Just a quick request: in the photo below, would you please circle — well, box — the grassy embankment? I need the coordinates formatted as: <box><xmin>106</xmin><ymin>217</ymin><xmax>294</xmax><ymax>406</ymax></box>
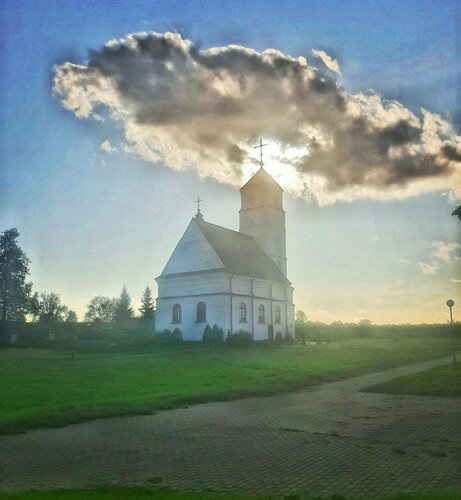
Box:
<box><xmin>1</xmin><ymin>336</ymin><xmax>458</xmax><ymax>434</ymax></box>
<box><xmin>364</xmin><ymin>362</ymin><xmax>461</xmax><ymax>397</ymax></box>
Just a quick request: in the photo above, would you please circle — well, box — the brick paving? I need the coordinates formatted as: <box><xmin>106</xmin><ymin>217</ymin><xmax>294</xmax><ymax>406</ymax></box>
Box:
<box><xmin>1</xmin><ymin>356</ymin><xmax>460</xmax><ymax>498</ymax></box>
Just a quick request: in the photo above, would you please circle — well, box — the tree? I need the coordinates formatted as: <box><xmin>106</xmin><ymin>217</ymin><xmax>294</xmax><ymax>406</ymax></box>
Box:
<box><xmin>0</xmin><ymin>228</ymin><xmax>34</xmax><ymax>321</ymax></box>
<box><xmin>115</xmin><ymin>285</ymin><xmax>134</xmax><ymax>325</ymax></box>
<box><xmin>34</xmin><ymin>292</ymin><xmax>68</xmax><ymax>323</ymax></box>
<box><xmin>65</xmin><ymin>310</ymin><xmax>78</xmax><ymax>322</ymax></box>
<box><xmin>85</xmin><ymin>296</ymin><xmax>117</xmax><ymax>322</ymax></box>
<box><xmin>139</xmin><ymin>285</ymin><xmax>155</xmax><ymax>321</ymax></box>
<box><xmin>296</xmin><ymin>310</ymin><xmax>308</xmax><ymax>324</ymax></box>
<box><xmin>295</xmin><ymin>309</ymin><xmax>308</xmax><ymax>344</ymax></box>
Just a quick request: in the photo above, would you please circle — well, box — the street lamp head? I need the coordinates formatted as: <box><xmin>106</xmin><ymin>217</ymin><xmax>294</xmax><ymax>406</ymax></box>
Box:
<box><xmin>446</xmin><ymin>299</ymin><xmax>454</xmax><ymax>308</ymax></box>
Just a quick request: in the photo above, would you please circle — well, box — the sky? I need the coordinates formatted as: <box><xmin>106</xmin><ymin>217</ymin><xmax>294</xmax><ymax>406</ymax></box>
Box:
<box><xmin>1</xmin><ymin>0</ymin><xmax>460</xmax><ymax>324</ymax></box>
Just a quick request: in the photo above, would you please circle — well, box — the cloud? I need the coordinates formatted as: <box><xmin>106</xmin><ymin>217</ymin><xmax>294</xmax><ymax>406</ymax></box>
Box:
<box><xmin>311</xmin><ymin>49</ymin><xmax>341</xmax><ymax>75</ymax></box>
<box><xmin>53</xmin><ymin>31</ymin><xmax>461</xmax><ymax>205</ymax></box>
<box><xmin>100</xmin><ymin>140</ymin><xmax>117</xmax><ymax>154</ymax></box>
<box><xmin>418</xmin><ymin>262</ymin><xmax>439</xmax><ymax>275</ymax></box>
<box><xmin>430</xmin><ymin>241</ymin><xmax>460</xmax><ymax>262</ymax></box>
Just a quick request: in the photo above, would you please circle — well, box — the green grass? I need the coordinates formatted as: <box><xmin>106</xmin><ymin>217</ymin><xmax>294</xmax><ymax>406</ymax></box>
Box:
<box><xmin>1</xmin><ymin>486</ymin><xmax>460</xmax><ymax>499</ymax></box>
<box><xmin>0</xmin><ymin>486</ymin><xmax>242</xmax><ymax>499</ymax></box>
<box><xmin>364</xmin><ymin>362</ymin><xmax>461</xmax><ymax>397</ymax></box>
<box><xmin>1</xmin><ymin>337</ymin><xmax>458</xmax><ymax>434</ymax></box>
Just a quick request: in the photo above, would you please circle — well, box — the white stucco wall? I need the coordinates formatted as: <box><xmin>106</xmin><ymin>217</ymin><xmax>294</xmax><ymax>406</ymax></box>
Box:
<box><xmin>156</xmin><ymin>293</ymin><xmax>232</xmax><ymax>341</ymax></box>
<box><xmin>161</xmin><ymin>219</ymin><xmax>224</xmax><ymax>276</ymax></box>
<box><xmin>157</xmin><ymin>271</ymin><xmax>295</xmax><ymax>342</ymax></box>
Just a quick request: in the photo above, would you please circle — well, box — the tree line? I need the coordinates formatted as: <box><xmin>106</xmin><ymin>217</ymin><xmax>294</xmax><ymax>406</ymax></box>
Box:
<box><xmin>84</xmin><ymin>285</ymin><xmax>155</xmax><ymax>325</ymax></box>
<box><xmin>0</xmin><ymin>228</ymin><xmax>155</xmax><ymax>325</ymax></box>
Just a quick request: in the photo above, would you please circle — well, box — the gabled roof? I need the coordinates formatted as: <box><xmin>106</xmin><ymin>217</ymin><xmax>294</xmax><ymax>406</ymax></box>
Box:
<box><xmin>240</xmin><ymin>167</ymin><xmax>284</xmax><ymax>192</ymax></box>
<box><xmin>196</xmin><ymin>218</ymin><xmax>290</xmax><ymax>284</ymax></box>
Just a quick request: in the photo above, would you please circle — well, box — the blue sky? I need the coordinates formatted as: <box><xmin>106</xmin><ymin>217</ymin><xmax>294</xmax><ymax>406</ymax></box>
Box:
<box><xmin>1</xmin><ymin>0</ymin><xmax>460</xmax><ymax>323</ymax></box>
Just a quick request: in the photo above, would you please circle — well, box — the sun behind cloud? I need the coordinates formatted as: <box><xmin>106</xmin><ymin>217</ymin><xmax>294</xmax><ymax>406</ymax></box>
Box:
<box><xmin>53</xmin><ymin>31</ymin><xmax>461</xmax><ymax>205</ymax></box>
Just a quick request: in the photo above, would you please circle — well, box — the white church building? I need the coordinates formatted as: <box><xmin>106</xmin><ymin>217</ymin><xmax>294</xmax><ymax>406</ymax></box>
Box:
<box><xmin>155</xmin><ymin>167</ymin><xmax>295</xmax><ymax>341</ymax></box>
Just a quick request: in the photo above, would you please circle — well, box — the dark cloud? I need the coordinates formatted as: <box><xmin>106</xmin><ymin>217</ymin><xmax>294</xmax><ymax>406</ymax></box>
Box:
<box><xmin>441</xmin><ymin>144</ymin><xmax>461</xmax><ymax>162</ymax></box>
<box><xmin>53</xmin><ymin>31</ymin><xmax>461</xmax><ymax>203</ymax></box>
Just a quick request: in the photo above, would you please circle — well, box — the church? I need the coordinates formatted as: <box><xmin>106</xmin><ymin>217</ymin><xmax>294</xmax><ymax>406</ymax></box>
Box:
<box><xmin>155</xmin><ymin>166</ymin><xmax>295</xmax><ymax>341</ymax></box>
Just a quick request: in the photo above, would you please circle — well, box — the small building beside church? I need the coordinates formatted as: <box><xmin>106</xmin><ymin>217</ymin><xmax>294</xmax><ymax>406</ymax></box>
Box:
<box><xmin>155</xmin><ymin>167</ymin><xmax>295</xmax><ymax>341</ymax></box>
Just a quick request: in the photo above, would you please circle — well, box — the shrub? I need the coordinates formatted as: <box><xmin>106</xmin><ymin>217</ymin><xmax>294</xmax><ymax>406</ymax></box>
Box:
<box><xmin>284</xmin><ymin>332</ymin><xmax>294</xmax><ymax>343</ymax></box>
<box><xmin>202</xmin><ymin>324</ymin><xmax>212</xmax><ymax>342</ymax></box>
<box><xmin>153</xmin><ymin>328</ymin><xmax>183</xmax><ymax>345</ymax></box>
<box><xmin>203</xmin><ymin>324</ymin><xmax>224</xmax><ymax>343</ymax></box>
<box><xmin>295</xmin><ymin>329</ymin><xmax>306</xmax><ymax>344</ymax></box>
<box><xmin>275</xmin><ymin>331</ymin><xmax>283</xmax><ymax>343</ymax></box>
<box><xmin>172</xmin><ymin>327</ymin><xmax>183</xmax><ymax>342</ymax></box>
<box><xmin>226</xmin><ymin>330</ymin><xmax>253</xmax><ymax>348</ymax></box>
<box><xmin>212</xmin><ymin>324</ymin><xmax>224</xmax><ymax>342</ymax></box>
<box><xmin>268</xmin><ymin>324</ymin><xmax>274</xmax><ymax>342</ymax></box>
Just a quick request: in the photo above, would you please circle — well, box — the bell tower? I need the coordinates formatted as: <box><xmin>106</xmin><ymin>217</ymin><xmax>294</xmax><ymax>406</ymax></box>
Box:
<box><xmin>239</xmin><ymin>166</ymin><xmax>287</xmax><ymax>275</ymax></box>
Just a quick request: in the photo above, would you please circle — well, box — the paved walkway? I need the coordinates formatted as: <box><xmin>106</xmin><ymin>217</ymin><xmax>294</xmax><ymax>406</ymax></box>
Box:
<box><xmin>1</xmin><ymin>357</ymin><xmax>460</xmax><ymax>498</ymax></box>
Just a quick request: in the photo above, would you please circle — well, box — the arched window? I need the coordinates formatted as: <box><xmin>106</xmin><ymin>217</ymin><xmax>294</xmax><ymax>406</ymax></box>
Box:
<box><xmin>197</xmin><ymin>301</ymin><xmax>206</xmax><ymax>322</ymax></box>
<box><xmin>258</xmin><ymin>304</ymin><xmax>265</xmax><ymax>324</ymax></box>
<box><xmin>172</xmin><ymin>304</ymin><xmax>181</xmax><ymax>323</ymax></box>
<box><xmin>239</xmin><ymin>302</ymin><xmax>247</xmax><ymax>322</ymax></box>
<box><xmin>275</xmin><ymin>305</ymin><xmax>281</xmax><ymax>324</ymax></box>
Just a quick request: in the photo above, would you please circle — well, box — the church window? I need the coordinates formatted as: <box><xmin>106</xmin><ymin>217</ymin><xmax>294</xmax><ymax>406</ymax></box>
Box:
<box><xmin>258</xmin><ymin>304</ymin><xmax>265</xmax><ymax>323</ymax></box>
<box><xmin>172</xmin><ymin>304</ymin><xmax>182</xmax><ymax>323</ymax></box>
<box><xmin>197</xmin><ymin>301</ymin><xmax>206</xmax><ymax>322</ymax></box>
<box><xmin>275</xmin><ymin>305</ymin><xmax>281</xmax><ymax>324</ymax></box>
<box><xmin>239</xmin><ymin>302</ymin><xmax>247</xmax><ymax>322</ymax></box>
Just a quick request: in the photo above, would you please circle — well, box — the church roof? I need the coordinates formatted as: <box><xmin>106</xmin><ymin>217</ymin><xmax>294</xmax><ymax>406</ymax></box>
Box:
<box><xmin>196</xmin><ymin>219</ymin><xmax>290</xmax><ymax>284</ymax></box>
<box><xmin>240</xmin><ymin>167</ymin><xmax>284</xmax><ymax>192</ymax></box>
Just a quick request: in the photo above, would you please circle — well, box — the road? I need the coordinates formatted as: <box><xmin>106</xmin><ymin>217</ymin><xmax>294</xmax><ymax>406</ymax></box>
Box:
<box><xmin>1</xmin><ymin>356</ymin><xmax>460</xmax><ymax>498</ymax></box>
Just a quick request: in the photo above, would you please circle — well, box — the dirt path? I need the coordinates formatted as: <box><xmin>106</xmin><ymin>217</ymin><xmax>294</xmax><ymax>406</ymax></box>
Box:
<box><xmin>1</xmin><ymin>356</ymin><xmax>460</xmax><ymax>498</ymax></box>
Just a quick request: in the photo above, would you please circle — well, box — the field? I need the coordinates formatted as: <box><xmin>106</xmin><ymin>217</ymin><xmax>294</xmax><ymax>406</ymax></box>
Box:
<box><xmin>0</xmin><ymin>486</ymin><xmax>234</xmax><ymax>499</ymax></box>
<box><xmin>364</xmin><ymin>362</ymin><xmax>461</xmax><ymax>397</ymax></box>
<box><xmin>1</xmin><ymin>337</ymin><xmax>458</xmax><ymax>434</ymax></box>
<box><xmin>0</xmin><ymin>486</ymin><xmax>459</xmax><ymax>500</ymax></box>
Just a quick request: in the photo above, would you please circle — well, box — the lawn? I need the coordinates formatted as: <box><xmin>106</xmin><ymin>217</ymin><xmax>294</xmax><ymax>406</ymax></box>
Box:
<box><xmin>1</xmin><ymin>486</ymin><xmax>460</xmax><ymax>499</ymax></box>
<box><xmin>1</xmin><ymin>337</ymin><xmax>458</xmax><ymax>434</ymax></box>
<box><xmin>364</xmin><ymin>362</ymin><xmax>461</xmax><ymax>397</ymax></box>
<box><xmin>0</xmin><ymin>486</ymin><xmax>240</xmax><ymax>499</ymax></box>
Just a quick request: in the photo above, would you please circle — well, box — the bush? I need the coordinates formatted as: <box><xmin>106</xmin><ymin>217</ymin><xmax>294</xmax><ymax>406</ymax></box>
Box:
<box><xmin>202</xmin><ymin>324</ymin><xmax>212</xmax><ymax>342</ymax></box>
<box><xmin>275</xmin><ymin>331</ymin><xmax>283</xmax><ymax>343</ymax></box>
<box><xmin>172</xmin><ymin>327</ymin><xmax>183</xmax><ymax>342</ymax></box>
<box><xmin>212</xmin><ymin>324</ymin><xmax>224</xmax><ymax>342</ymax></box>
<box><xmin>284</xmin><ymin>332</ymin><xmax>294</xmax><ymax>344</ymax></box>
<box><xmin>268</xmin><ymin>324</ymin><xmax>274</xmax><ymax>342</ymax></box>
<box><xmin>226</xmin><ymin>330</ymin><xmax>253</xmax><ymax>348</ymax></box>
<box><xmin>153</xmin><ymin>328</ymin><xmax>183</xmax><ymax>345</ymax></box>
<box><xmin>295</xmin><ymin>328</ymin><xmax>306</xmax><ymax>344</ymax></box>
<box><xmin>202</xmin><ymin>324</ymin><xmax>224</xmax><ymax>344</ymax></box>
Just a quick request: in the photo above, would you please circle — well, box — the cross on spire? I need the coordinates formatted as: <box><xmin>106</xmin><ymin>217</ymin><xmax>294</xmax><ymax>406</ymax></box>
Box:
<box><xmin>195</xmin><ymin>196</ymin><xmax>204</xmax><ymax>221</ymax></box>
<box><xmin>253</xmin><ymin>137</ymin><xmax>268</xmax><ymax>167</ymax></box>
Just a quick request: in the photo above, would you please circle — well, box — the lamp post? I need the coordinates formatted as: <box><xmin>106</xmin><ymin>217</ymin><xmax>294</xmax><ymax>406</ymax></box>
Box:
<box><xmin>446</xmin><ymin>299</ymin><xmax>456</xmax><ymax>369</ymax></box>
